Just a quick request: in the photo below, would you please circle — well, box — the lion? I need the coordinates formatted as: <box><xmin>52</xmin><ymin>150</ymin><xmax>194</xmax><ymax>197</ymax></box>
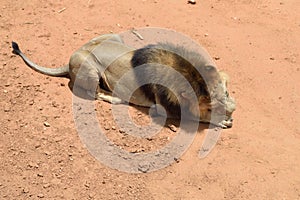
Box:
<box><xmin>12</xmin><ymin>34</ymin><xmax>235</xmax><ymax>128</ymax></box>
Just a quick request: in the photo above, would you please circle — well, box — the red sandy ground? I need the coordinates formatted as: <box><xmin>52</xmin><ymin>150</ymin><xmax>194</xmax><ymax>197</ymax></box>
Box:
<box><xmin>1</xmin><ymin>0</ymin><xmax>300</xmax><ymax>199</ymax></box>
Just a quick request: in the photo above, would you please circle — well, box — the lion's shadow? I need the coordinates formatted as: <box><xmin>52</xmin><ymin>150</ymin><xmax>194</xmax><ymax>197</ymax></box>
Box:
<box><xmin>72</xmin><ymin>86</ymin><xmax>213</xmax><ymax>134</ymax></box>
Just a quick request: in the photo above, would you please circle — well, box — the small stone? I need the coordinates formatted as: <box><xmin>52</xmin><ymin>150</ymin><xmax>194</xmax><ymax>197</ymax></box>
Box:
<box><xmin>28</xmin><ymin>162</ymin><xmax>39</xmax><ymax>168</ymax></box>
<box><xmin>255</xmin><ymin>159</ymin><xmax>264</xmax><ymax>163</ymax></box>
<box><xmin>60</xmin><ymin>83</ymin><xmax>65</xmax><ymax>86</ymax></box>
<box><xmin>3</xmin><ymin>90</ymin><xmax>8</xmax><ymax>93</ymax></box>
<box><xmin>138</xmin><ymin>162</ymin><xmax>150</xmax><ymax>173</ymax></box>
<box><xmin>188</xmin><ymin>0</ymin><xmax>196</xmax><ymax>4</ymax></box>
<box><xmin>43</xmin><ymin>183</ymin><xmax>51</xmax><ymax>188</ymax></box>
<box><xmin>22</xmin><ymin>188</ymin><xmax>29</xmax><ymax>193</ymax></box>
<box><xmin>111</xmin><ymin>126</ymin><xmax>116</xmax><ymax>130</ymax></box>
<box><xmin>168</xmin><ymin>124</ymin><xmax>177</xmax><ymax>132</ymax></box>
<box><xmin>4</xmin><ymin>83</ymin><xmax>10</xmax><ymax>87</ymax></box>
<box><xmin>51</xmin><ymin>101</ymin><xmax>58</xmax><ymax>107</ymax></box>
<box><xmin>37</xmin><ymin>193</ymin><xmax>44</xmax><ymax>198</ymax></box>
<box><xmin>270</xmin><ymin>57</ymin><xmax>275</xmax><ymax>60</ymax></box>
<box><xmin>214</xmin><ymin>127</ymin><xmax>220</xmax><ymax>131</ymax></box>
<box><xmin>4</xmin><ymin>105</ymin><xmax>10</xmax><ymax>112</ymax></box>
<box><xmin>43</xmin><ymin>122</ymin><xmax>50</xmax><ymax>127</ymax></box>
<box><xmin>119</xmin><ymin>129</ymin><xmax>126</xmax><ymax>133</ymax></box>
<box><xmin>37</xmin><ymin>173</ymin><xmax>43</xmax><ymax>177</ymax></box>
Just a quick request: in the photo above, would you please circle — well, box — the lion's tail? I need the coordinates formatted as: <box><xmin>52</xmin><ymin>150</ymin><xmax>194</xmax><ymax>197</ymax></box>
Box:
<box><xmin>12</xmin><ymin>42</ymin><xmax>69</xmax><ymax>77</ymax></box>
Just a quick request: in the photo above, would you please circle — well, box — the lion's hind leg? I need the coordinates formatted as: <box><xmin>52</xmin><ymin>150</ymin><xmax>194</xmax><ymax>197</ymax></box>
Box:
<box><xmin>95</xmin><ymin>87</ymin><xmax>123</xmax><ymax>104</ymax></box>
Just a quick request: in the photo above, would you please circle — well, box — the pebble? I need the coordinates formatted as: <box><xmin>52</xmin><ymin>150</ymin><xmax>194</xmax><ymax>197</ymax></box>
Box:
<box><xmin>255</xmin><ymin>159</ymin><xmax>264</xmax><ymax>164</ymax></box>
<box><xmin>28</xmin><ymin>162</ymin><xmax>39</xmax><ymax>168</ymax></box>
<box><xmin>119</xmin><ymin>129</ymin><xmax>126</xmax><ymax>133</ymax></box>
<box><xmin>43</xmin><ymin>183</ymin><xmax>51</xmax><ymax>188</ymax></box>
<box><xmin>168</xmin><ymin>124</ymin><xmax>177</xmax><ymax>132</ymax></box>
<box><xmin>138</xmin><ymin>162</ymin><xmax>150</xmax><ymax>173</ymax></box>
<box><xmin>188</xmin><ymin>0</ymin><xmax>196</xmax><ymax>4</ymax></box>
<box><xmin>51</xmin><ymin>101</ymin><xmax>59</xmax><ymax>107</ymax></box>
<box><xmin>22</xmin><ymin>188</ymin><xmax>29</xmax><ymax>193</ymax></box>
<box><xmin>37</xmin><ymin>193</ymin><xmax>44</xmax><ymax>198</ymax></box>
<box><xmin>43</xmin><ymin>122</ymin><xmax>50</xmax><ymax>127</ymax></box>
<box><xmin>4</xmin><ymin>105</ymin><xmax>10</xmax><ymax>112</ymax></box>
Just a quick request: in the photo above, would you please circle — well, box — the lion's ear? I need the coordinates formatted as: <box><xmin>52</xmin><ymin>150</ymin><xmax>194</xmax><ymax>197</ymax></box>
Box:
<box><xmin>204</xmin><ymin>64</ymin><xmax>217</xmax><ymax>74</ymax></box>
<box><xmin>181</xmin><ymin>91</ymin><xmax>192</xmax><ymax>100</ymax></box>
<box><xmin>201</xmin><ymin>64</ymin><xmax>220</xmax><ymax>88</ymax></box>
<box><xmin>181</xmin><ymin>91</ymin><xmax>199</xmax><ymax>102</ymax></box>
<box><xmin>203</xmin><ymin>65</ymin><xmax>218</xmax><ymax>80</ymax></box>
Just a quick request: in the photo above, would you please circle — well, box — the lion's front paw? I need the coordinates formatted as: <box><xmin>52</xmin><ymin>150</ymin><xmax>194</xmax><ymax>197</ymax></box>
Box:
<box><xmin>218</xmin><ymin>119</ymin><xmax>233</xmax><ymax>129</ymax></box>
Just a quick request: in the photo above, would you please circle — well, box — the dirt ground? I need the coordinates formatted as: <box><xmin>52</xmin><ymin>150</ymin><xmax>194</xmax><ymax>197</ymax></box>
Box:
<box><xmin>1</xmin><ymin>0</ymin><xmax>300</xmax><ymax>199</ymax></box>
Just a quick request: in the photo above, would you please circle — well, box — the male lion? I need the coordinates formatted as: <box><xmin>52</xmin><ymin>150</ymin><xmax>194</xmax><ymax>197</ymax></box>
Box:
<box><xmin>12</xmin><ymin>34</ymin><xmax>235</xmax><ymax>128</ymax></box>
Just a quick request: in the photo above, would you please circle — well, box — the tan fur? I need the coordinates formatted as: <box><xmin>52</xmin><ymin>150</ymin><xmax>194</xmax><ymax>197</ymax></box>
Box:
<box><xmin>13</xmin><ymin>34</ymin><xmax>236</xmax><ymax>128</ymax></box>
<box><xmin>130</xmin><ymin>43</ymin><xmax>236</xmax><ymax>127</ymax></box>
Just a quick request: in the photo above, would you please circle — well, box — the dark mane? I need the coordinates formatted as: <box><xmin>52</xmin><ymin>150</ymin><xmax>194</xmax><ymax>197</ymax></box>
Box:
<box><xmin>131</xmin><ymin>42</ymin><xmax>212</xmax><ymax>118</ymax></box>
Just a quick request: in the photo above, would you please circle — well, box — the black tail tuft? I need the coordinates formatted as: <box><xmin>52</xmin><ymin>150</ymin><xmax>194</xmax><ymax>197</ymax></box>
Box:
<box><xmin>12</xmin><ymin>41</ymin><xmax>21</xmax><ymax>55</ymax></box>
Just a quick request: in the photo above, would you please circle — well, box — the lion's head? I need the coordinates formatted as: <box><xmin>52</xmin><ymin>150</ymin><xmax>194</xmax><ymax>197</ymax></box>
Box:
<box><xmin>188</xmin><ymin>66</ymin><xmax>236</xmax><ymax>128</ymax></box>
